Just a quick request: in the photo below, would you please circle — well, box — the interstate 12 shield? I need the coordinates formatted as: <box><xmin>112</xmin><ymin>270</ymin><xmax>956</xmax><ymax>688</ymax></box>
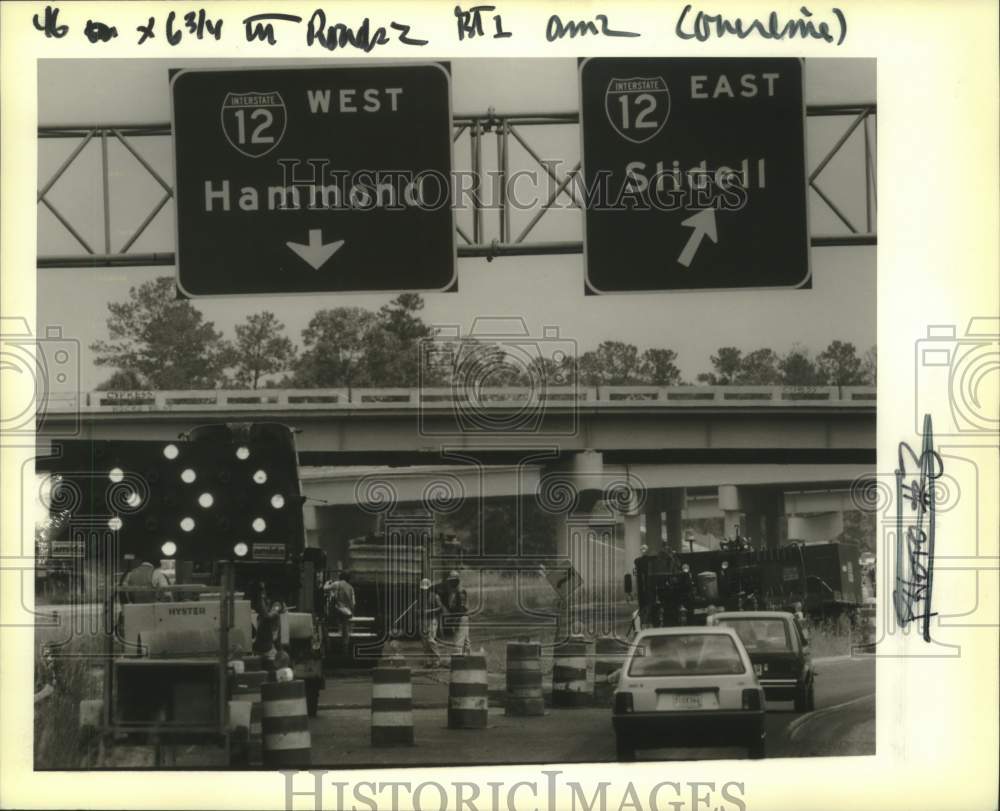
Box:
<box><xmin>220</xmin><ymin>91</ymin><xmax>288</xmax><ymax>159</ymax></box>
<box><xmin>604</xmin><ymin>76</ymin><xmax>671</xmax><ymax>144</ymax></box>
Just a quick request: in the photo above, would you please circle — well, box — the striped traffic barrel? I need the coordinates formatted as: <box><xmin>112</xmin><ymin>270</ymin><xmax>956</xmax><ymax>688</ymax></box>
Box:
<box><xmin>593</xmin><ymin>636</ymin><xmax>628</xmax><ymax>706</ymax></box>
<box><xmin>448</xmin><ymin>652</ymin><xmax>488</xmax><ymax>729</ymax></box>
<box><xmin>371</xmin><ymin>663</ymin><xmax>414</xmax><ymax>746</ymax></box>
<box><xmin>552</xmin><ymin>636</ymin><xmax>592</xmax><ymax>707</ymax></box>
<box><xmin>261</xmin><ymin>680</ymin><xmax>312</xmax><ymax>767</ymax></box>
<box><xmin>248</xmin><ymin>701</ymin><xmax>264</xmax><ymax>765</ymax></box>
<box><xmin>231</xmin><ymin>670</ymin><xmax>267</xmax><ymax>765</ymax></box>
<box><xmin>505</xmin><ymin>641</ymin><xmax>544</xmax><ymax>716</ymax></box>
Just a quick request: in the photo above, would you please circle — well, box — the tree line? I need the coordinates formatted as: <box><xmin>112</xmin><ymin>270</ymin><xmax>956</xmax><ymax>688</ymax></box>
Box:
<box><xmin>92</xmin><ymin>276</ymin><xmax>876</xmax><ymax>391</ymax></box>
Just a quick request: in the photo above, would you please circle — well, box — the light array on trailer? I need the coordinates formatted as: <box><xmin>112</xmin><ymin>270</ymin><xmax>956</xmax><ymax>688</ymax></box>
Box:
<box><xmin>46</xmin><ymin>423</ymin><xmax>305</xmax><ymax>563</ymax></box>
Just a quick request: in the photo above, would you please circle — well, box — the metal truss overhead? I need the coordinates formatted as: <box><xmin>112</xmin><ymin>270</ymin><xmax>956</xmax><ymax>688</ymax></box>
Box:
<box><xmin>37</xmin><ymin>103</ymin><xmax>875</xmax><ymax>269</ymax></box>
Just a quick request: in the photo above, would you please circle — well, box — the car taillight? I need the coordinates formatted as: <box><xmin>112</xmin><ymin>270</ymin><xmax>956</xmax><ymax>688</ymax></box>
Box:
<box><xmin>614</xmin><ymin>692</ymin><xmax>634</xmax><ymax>713</ymax></box>
<box><xmin>742</xmin><ymin>688</ymin><xmax>763</xmax><ymax>710</ymax></box>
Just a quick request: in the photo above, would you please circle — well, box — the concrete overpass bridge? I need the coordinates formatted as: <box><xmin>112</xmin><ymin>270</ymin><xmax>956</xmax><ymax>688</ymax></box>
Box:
<box><xmin>39</xmin><ymin>384</ymin><xmax>875</xmax><ymax>466</ymax></box>
<box><xmin>38</xmin><ymin>385</ymin><xmax>876</xmax><ymax>568</ymax></box>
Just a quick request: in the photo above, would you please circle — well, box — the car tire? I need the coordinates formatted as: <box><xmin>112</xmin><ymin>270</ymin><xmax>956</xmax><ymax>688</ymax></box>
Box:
<box><xmin>748</xmin><ymin>736</ymin><xmax>766</xmax><ymax>759</ymax></box>
<box><xmin>794</xmin><ymin>680</ymin><xmax>809</xmax><ymax>712</ymax></box>
<box><xmin>615</xmin><ymin>737</ymin><xmax>636</xmax><ymax>762</ymax></box>
<box><xmin>806</xmin><ymin>680</ymin><xmax>816</xmax><ymax>712</ymax></box>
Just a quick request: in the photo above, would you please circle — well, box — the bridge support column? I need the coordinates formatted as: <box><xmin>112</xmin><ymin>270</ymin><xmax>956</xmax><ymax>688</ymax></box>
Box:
<box><xmin>642</xmin><ymin>488</ymin><xmax>686</xmax><ymax>552</ymax></box>
<box><xmin>747</xmin><ymin>488</ymin><xmax>784</xmax><ymax>550</ymax></box>
<box><xmin>718</xmin><ymin>484</ymin><xmax>743</xmax><ymax>542</ymax></box>
<box><xmin>544</xmin><ymin>450</ymin><xmax>605</xmax><ymax>559</ymax></box>
<box><xmin>623</xmin><ymin>513</ymin><xmax>642</xmax><ymax>567</ymax></box>
<box><xmin>666</xmin><ymin>502</ymin><xmax>684</xmax><ymax>553</ymax></box>
<box><xmin>643</xmin><ymin>507</ymin><xmax>662</xmax><ymax>551</ymax></box>
<box><xmin>718</xmin><ymin>485</ymin><xmax>784</xmax><ymax>549</ymax></box>
<box><xmin>303</xmin><ymin>502</ymin><xmax>323</xmax><ymax>549</ymax></box>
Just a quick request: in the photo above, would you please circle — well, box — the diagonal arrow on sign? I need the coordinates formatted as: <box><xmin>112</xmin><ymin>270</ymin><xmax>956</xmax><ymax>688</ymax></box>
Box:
<box><xmin>286</xmin><ymin>229</ymin><xmax>345</xmax><ymax>270</ymax></box>
<box><xmin>676</xmin><ymin>208</ymin><xmax>718</xmax><ymax>268</ymax></box>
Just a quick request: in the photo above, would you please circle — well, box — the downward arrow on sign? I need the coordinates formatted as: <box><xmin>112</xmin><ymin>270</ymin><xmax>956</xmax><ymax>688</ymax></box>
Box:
<box><xmin>677</xmin><ymin>209</ymin><xmax>718</xmax><ymax>268</ymax></box>
<box><xmin>286</xmin><ymin>229</ymin><xmax>345</xmax><ymax>270</ymax></box>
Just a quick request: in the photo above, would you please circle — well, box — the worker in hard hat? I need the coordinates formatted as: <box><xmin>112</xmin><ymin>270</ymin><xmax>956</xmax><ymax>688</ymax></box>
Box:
<box><xmin>418</xmin><ymin>577</ymin><xmax>444</xmax><ymax>668</ymax></box>
<box><xmin>324</xmin><ymin>570</ymin><xmax>355</xmax><ymax>656</ymax></box>
<box><xmin>435</xmin><ymin>570</ymin><xmax>471</xmax><ymax>656</ymax></box>
<box><xmin>121</xmin><ymin>559</ymin><xmax>173</xmax><ymax>603</ymax></box>
<box><xmin>250</xmin><ymin>580</ymin><xmax>283</xmax><ymax>658</ymax></box>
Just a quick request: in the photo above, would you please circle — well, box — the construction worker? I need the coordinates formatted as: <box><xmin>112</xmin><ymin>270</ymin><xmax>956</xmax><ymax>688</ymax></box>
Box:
<box><xmin>122</xmin><ymin>560</ymin><xmax>172</xmax><ymax>603</ymax></box>
<box><xmin>435</xmin><ymin>570</ymin><xmax>470</xmax><ymax>655</ymax></box>
<box><xmin>418</xmin><ymin>577</ymin><xmax>444</xmax><ymax>668</ymax></box>
<box><xmin>324</xmin><ymin>571</ymin><xmax>355</xmax><ymax>656</ymax></box>
<box><xmin>152</xmin><ymin>562</ymin><xmax>174</xmax><ymax>601</ymax></box>
<box><xmin>251</xmin><ymin>581</ymin><xmax>283</xmax><ymax>658</ymax></box>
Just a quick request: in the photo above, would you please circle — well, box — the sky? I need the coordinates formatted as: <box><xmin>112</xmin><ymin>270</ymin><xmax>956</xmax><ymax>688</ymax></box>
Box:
<box><xmin>36</xmin><ymin>58</ymin><xmax>876</xmax><ymax>391</ymax></box>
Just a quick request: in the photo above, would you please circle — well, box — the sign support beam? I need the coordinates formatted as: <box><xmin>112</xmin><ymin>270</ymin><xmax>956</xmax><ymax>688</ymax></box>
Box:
<box><xmin>37</xmin><ymin>103</ymin><xmax>876</xmax><ymax>272</ymax></box>
<box><xmin>37</xmin><ymin>231</ymin><xmax>876</xmax><ymax>270</ymax></box>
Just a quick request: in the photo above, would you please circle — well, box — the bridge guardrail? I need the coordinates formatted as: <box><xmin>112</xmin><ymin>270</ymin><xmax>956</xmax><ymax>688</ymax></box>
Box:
<box><xmin>38</xmin><ymin>386</ymin><xmax>876</xmax><ymax>414</ymax></box>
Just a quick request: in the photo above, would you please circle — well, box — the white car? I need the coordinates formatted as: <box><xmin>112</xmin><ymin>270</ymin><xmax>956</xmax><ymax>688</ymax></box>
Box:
<box><xmin>611</xmin><ymin>626</ymin><xmax>767</xmax><ymax>760</ymax></box>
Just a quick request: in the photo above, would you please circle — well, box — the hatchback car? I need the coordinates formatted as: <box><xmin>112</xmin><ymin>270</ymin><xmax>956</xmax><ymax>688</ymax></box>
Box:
<box><xmin>708</xmin><ymin>611</ymin><xmax>815</xmax><ymax>711</ymax></box>
<box><xmin>611</xmin><ymin>626</ymin><xmax>766</xmax><ymax>760</ymax></box>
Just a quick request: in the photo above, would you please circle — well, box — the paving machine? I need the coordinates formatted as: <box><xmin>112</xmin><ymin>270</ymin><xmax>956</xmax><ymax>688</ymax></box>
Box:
<box><xmin>626</xmin><ymin>536</ymin><xmax>863</xmax><ymax>633</ymax></box>
<box><xmin>326</xmin><ymin>508</ymin><xmax>433</xmax><ymax>666</ymax></box>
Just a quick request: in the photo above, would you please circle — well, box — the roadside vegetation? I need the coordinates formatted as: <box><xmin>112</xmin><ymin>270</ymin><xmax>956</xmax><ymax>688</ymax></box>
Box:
<box><xmin>91</xmin><ymin>276</ymin><xmax>875</xmax><ymax>392</ymax></box>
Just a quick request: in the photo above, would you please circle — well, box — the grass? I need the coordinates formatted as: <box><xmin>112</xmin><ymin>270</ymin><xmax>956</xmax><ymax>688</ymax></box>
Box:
<box><xmin>34</xmin><ymin>619</ymin><xmax>105</xmax><ymax>769</ymax></box>
<box><xmin>35</xmin><ymin>564</ymin><xmax>108</xmax><ymax>605</ymax></box>
<box><xmin>804</xmin><ymin>615</ymin><xmax>858</xmax><ymax>658</ymax></box>
<box><xmin>464</xmin><ymin>568</ymin><xmax>628</xmax><ymax>616</ymax></box>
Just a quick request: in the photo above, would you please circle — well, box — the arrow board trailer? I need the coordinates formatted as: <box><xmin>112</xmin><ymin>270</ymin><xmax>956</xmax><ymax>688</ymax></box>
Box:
<box><xmin>170</xmin><ymin>64</ymin><xmax>456</xmax><ymax>296</ymax></box>
<box><xmin>579</xmin><ymin>58</ymin><xmax>810</xmax><ymax>294</ymax></box>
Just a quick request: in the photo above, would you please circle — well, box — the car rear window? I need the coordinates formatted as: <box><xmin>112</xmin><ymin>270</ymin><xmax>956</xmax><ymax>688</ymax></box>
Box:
<box><xmin>628</xmin><ymin>634</ymin><xmax>746</xmax><ymax>676</ymax></box>
<box><xmin>718</xmin><ymin>619</ymin><xmax>792</xmax><ymax>652</ymax></box>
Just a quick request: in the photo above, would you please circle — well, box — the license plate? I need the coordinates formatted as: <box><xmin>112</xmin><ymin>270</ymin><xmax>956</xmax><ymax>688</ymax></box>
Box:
<box><xmin>656</xmin><ymin>692</ymin><xmax>714</xmax><ymax>710</ymax></box>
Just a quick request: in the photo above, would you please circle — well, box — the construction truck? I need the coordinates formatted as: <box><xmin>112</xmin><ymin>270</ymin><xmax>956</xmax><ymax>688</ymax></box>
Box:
<box><xmin>625</xmin><ymin>535</ymin><xmax>864</xmax><ymax>634</ymax></box>
<box><xmin>42</xmin><ymin>421</ymin><xmax>328</xmax><ymax>766</ymax></box>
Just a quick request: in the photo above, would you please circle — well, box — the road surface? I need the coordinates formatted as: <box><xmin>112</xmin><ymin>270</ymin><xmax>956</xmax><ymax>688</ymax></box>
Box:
<box><xmin>307</xmin><ymin>655</ymin><xmax>874</xmax><ymax>766</ymax></box>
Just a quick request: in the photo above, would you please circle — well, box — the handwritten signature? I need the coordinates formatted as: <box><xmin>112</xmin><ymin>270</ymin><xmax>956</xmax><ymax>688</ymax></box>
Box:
<box><xmin>32</xmin><ymin>4</ymin><xmax>848</xmax><ymax>48</ymax></box>
<box><xmin>676</xmin><ymin>4</ymin><xmax>847</xmax><ymax>46</ymax></box>
<box><xmin>894</xmin><ymin>414</ymin><xmax>944</xmax><ymax>642</ymax></box>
